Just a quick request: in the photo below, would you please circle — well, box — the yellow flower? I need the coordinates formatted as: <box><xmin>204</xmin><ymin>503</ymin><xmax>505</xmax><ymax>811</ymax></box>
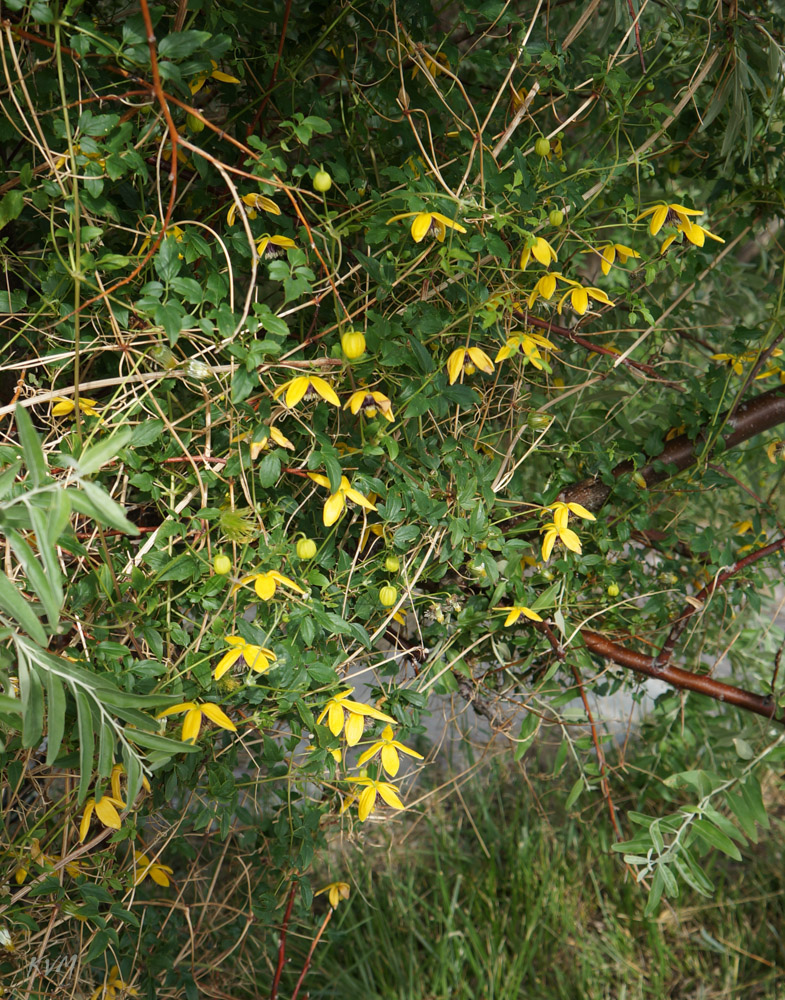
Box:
<box><xmin>214</xmin><ymin>636</ymin><xmax>276</xmax><ymax>679</ymax></box>
<box><xmin>660</xmin><ymin>217</ymin><xmax>725</xmax><ymax>253</ymax></box>
<box><xmin>520</xmin><ymin>236</ymin><xmax>558</xmax><ymax>270</ymax></box>
<box><xmin>679</xmin><ymin>218</ymin><xmax>724</xmax><ymax>247</ymax></box>
<box><xmin>495</xmin><ymin>331</ymin><xmax>557</xmax><ymax>371</ymax></box>
<box><xmin>316</xmin><ymin>687</ymin><xmax>396</xmax><ymax>746</ymax></box>
<box><xmin>345</xmin><ymin>390</ymin><xmax>395</xmax><ymax>422</ymax></box>
<box><xmin>583</xmin><ymin>242</ymin><xmax>640</xmax><ymax>275</ymax></box>
<box><xmin>13</xmin><ymin>839</ymin><xmax>53</xmax><ymax>883</ymax></box>
<box><xmin>51</xmin><ymin>396</ymin><xmax>102</xmax><ymax>418</ymax></box>
<box><xmin>227</xmin><ymin>192</ymin><xmax>280</xmax><ymax>226</ymax></box>
<box><xmin>766</xmin><ymin>440</ymin><xmax>785</xmax><ymax>463</ymax></box>
<box><xmin>138</xmin><ymin>220</ymin><xmax>184</xmax><ymax>256</ymax></box>
<box><xmin>557</xmin><ymin>282</ymin><xmax>614</xmax><ymax>316</ymax></box>
<box><xmin>348</xmin><ymin>776</ymin><xmax>405</xmax><ymax>821</ymax></box>
<box><xmin>232</xmin><ymin>570</ymin><xmax>306</xmax><ymax>600</ymax></box>
<box><xmin>540</xmin><ymin>506</ymin><xmax>583</xmax><ymax>561</ymax></box>
<box><xmin>233</xmin><ymin>424</ymin><xmax>295</xmax><ymax>458</ymax></box>
<box><xmin>189</xmin><ymin>60</ymin><xmax>241</xmax><ymax>95</ymax></box>
<box><xmin>79</xmin><ymin>794</ymin><xmax>124</xmax><ymax>843</ymax></box>
<box><xmin>711</xmin><ymin>350</ymin><xmax>781</xmax><ymax>379</ymax></box>
<box><xmin>156</xmin><ymin>701</ymin><xmax>236</xmax><ymax>743</ymax></box>
<box><xmin>386</xmin><ymin>210</ymin><xmax>467</xmax><ymax>243</ymax></box>
<box><xmin>89</xmin><ymin>964</ymin><xmax>139</xmax><ymax>1000</ymax></box>
<box><xmin>446</xmin><ymin>347</ymin><xmax>495</xmax><ymax>385</ymax></box>
<box><xmin>500</xmin><ymin>605</ymin><xmax>543</xmax><ymax>626</ymax></box>
<box><xmin>527</xmin><ymin>271</ymin><xmax>562</xmax><ymax>308</ymax></box>
<box><xmin>308</xmin><ymin>473</ymin><xmax>378</xmax><ymax>527</ymax></box>
<box><xmin>412</xmin><ymin>50</ymin><xmax>450</xmax><ymax>77</ymax></box>
<box><xmin>315</xmin><ymin>881</ymin><xmax>351</xmax><ymax>909</ymax></box>
<box><xmin>273</xmin><ymin>375</ymin><xmax>340</xmax><ymax>408</ymax></box>
<box><xmin>133</xmin><ymin>850</ymin><xmax>174</xmax><ymax>888</ymax></box>
<box><xmin>547</xmin><ymin>500</ymin><xmax>596</xmax><ymax>522</ymax></box>
<box><xmin>634</xmin><ymin>202</ymin><xmax>703</xmax><ymax>236</ymax></box>
<box><xmin>356</xmin><ymin>724</ymin><xmax>424</xmax><ymax>777</ymax></box>
<box><xmin>257</xmin><ymin>234</ymin><xmax>296</xmax><ymax>258</ymax></box>
<box><xmin>110</xmin><ymin>762</ymin><xmax>151</xmax><ymax>804</ymax></box>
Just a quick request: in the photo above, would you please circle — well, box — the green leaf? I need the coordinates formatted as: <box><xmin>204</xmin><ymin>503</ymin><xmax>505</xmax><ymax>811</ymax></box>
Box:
<box><xmin>323</xmin><ymin>454</ymin><xmax>343</xmax><ymax>495</ymax></box>
<box><xmin>564</xmin><ymin>777</ymin><xmax>584</xmax><ymax>809</ymax></box>
<box><xmin>0</xmin><ymin>694</ymin><xmax>23</xmax><ymax>715</ymax></box>
<box><xmin>513</xmin><ymin>711</ymin><xmax>540</xmax><ymax>761</ymax></box>
<box><xmin>29</xmin><ymin>506</ymin><xmax>64</xmax><ymax>624</ymax></box>
<box><xmin>73</xmin><ymin>480</ymin><xmax>140</xmax><ymax>534</ymax></box>
<box><xmin>158</xmin><ymin>29</ymin><xmax>212</xmax><ymax>59</ymax></box>
<box><xmin>691</xmin><ymin>818</ymin><xmax>742</xmax><ymax>861</ymax></box>
<box><xmin>0</xmin><ymin>573</ymin><xmax>47</xmax><ymax>644</ymax></box>
<box><xmin>97</xmin><ymin>720</ymin><xmax>116</xmax><ymax>779</ymax></box>
<box><xmin>258</xmin><ymin>453</ymin><xmax>282</xmax><ymax>488</ymax></box>
<box><xmin>74</xmin><ymin>689</ymin><xmax>95</xmax><ymax>804</ymax></box>
<box><xmin>122</xmin><ymin>742</ymin><xmax>144</xmax><ymax>807</ymax></box>
<box><xmin>15</xmin><ymin>405</ymin><xmax>48</xmax><ymax>487</ymax></box>
<box><xmin>19</xmin><ymin>658</ymin><xmax>44</xmax><ymax>747</ymax></box>
<box><xmin>44</xmin><ymin>670</ymin><xmax>67</xmax><ymax>765</ymax></box>
<box><xmin>77</xmin><ymin>426</ymin><xmax>133</xmax><ymax>476</ymax></box>
<box><xmin>0</xmin><ymin>190</ymin><xmax>25</xmax><ymax>231</ymax></box>
<box><xmin>740</xmin><ymin>776</ymin><xmax>769</xmax><ymax>829</ymax></box>
<box><xmin>128</xmin><ymin>729</ymin><xmax>201</xmax><ymax>753</ymax></box>
<box><xmin>5</xmin><ymin>529</ymin><xmax>61</xmax><ymax>630</ymax></box>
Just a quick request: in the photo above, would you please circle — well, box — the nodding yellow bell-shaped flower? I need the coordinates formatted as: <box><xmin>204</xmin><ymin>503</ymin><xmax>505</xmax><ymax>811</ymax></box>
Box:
<box><xmin>386</xmin><ymin>210</ymin><xmax>467</xmax><ymax>243</ymax></box>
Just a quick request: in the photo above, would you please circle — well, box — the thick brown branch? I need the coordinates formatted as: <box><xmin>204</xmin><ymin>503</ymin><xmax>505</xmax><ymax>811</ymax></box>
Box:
<box><xmin>562</xmin><ymin>384</ymin><xmax>785</xmax><ymax>514</ymax></box>
<box><xmin>656</xmin><ymin>535</ymin><xmax>785</xmax><ymax>667</ymax></box>
<box><xmin>581</xmin><ymin>630</ymin><xmax>784</xmax><ymax>725</ymax></box>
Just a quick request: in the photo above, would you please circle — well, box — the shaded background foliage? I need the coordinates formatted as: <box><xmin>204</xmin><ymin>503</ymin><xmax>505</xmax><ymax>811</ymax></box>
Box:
<box><xmin>1</xmin><ymin>0</ymin><xmax>785</xmax><ymax>997</ymax></box>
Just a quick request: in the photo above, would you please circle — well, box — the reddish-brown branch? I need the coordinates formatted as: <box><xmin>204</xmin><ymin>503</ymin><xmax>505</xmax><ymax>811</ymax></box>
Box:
<box><xmin>270</xmin><ymin>881</ymin><xmax>298</xmax><ymax>1000</ymax></box>
<box><xmin>656</xmin><ymin>535</ymin><xmax>785</xmax><ymax>667</ymax></box>
<box><xmin>247</xmin><ymin>0</ymin><xmax>293</xmax><ymax>138</ymax></box>
<box><xmin>519</xmin><ymin>311</ymin><xmax>677</xmax><ymax>385</ymax></box>
<box><xmin>290</xmin><ymin>908</ymin><xmax>332</xmax><ymax>1000</ymax></box>
<box><xmin>626</xmin><ymin>0</ymin><xmax>646</xmax><ymax>74</ymax></box>
<box><xmin>569</xmin><ymin>660</ymin><xmax>624</xmax><ymax>839</ymax></box>
<box><xmin>581</xmin><ymin>630</ymin><xmax>784</xmax><ymax>724</ymax></box>
<box><xmin>560</xmin><ymin>383</ymin><xmax>785</xmax><ymax>514</ymax></box>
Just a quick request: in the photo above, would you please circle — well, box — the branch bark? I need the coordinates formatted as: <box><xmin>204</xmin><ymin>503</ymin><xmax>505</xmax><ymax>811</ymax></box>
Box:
<box><xmin>561</xmin><ymin>383</ymin><xmax>785</xmax><ymax>513</ymax></box>
<box><xmin>581</xmin><ymin>630</ymin><xmax>784</xmax><ymax>725</ymax></box>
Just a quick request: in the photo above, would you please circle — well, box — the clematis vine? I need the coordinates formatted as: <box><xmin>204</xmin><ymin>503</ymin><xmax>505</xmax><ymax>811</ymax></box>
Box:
<box><xmin>317</xmin><ymin>687</ymin><xmax>396</xmax><ymax>746</ymax></box>
<box><xmin>446</xmin><ymin>346</ymin><xmax>495</xmax><ymax>385</ymax></box>
<box><xmin>227</xmin><ymin>192</ymin><xmax>280</xmax><ymax>226</ymax></box>
<box><xmin>308</xmin><ymin>473</ymin><xmax>377</xmax><ymax>526</ymax></box>
<box><xmin>273</xmin><ymin>375</ymin><xmax>340</xmax><ymax>408</ymax></box>
<box><xmin>156</xmin><ymin>701</ymin><xmax>236</xmax><ymax>743</ymax></box>
<box><xmin>213</xmin><ymin>636</ymin><xmax>276</xmax><ymax>679</ymax></box>
<box><xmin>386</xmin><ymin>209</ymin><xmax>467</xmax><ymax>243</ymax></box>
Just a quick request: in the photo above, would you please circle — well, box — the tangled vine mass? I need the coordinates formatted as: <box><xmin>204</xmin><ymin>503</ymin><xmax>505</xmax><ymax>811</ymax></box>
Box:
<box><xmin>1</xmin><ymin>0</ymin><xmax>785</xmax><ymax>996</ymax></box>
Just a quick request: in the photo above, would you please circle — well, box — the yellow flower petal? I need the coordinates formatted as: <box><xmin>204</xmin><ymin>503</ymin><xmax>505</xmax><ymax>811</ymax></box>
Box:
<box><xmin>410</xmin><ymin>213</ymin><xmax>433</xmax><ymax>242</ymax></box>
<box><xmin>323</xmin><ymin>491</ymin><xmax>346</xmax><ymax>526</ymax></box>
<box><xmin>285</xmin><ymin>377</ymin><xmax>309</xmax><ymax>408</ymax></box>
<box><xmin>182</xmin><ymin>708</ymin><xmax>202</xmax><ymax>743</ymax></box>
<box><xmin>79</xmin><ymin>800</ymin><xmax>95</xmax><ymax>843</ymax></box>
<box><xmin>94</xmin><ymin>796</ymin><xmax>122</xmax><ymax>830</ymax></box>
<box><xmin>344</xmin><ymin>711</ymin><xmax>365</xmax><ymax>746</ymax></box>
<box><xmin>357</xmin><ymin>785</ymin><xmax>376</xmax><ymax>821</ymax></box>
<box><xmin>381</xmin><ymin>743</ymin><xmax>400</xmax><ymax>776</ymax></box>
<box><xmin>199</xmin><ymin>702</ymin><xmax>237</xmax><ymax>731</ymax></box>
<box><xmin>446</xmin><ymin>348</ymin><xmax>466</xmax><ymax>385</ymax></box>
<box><xmin>467</xmin><ymin>347</ymin><xmax>495</xmax><ymax>374</ymax></box>
<box><xmin>309</xmin><ymin>377</ymin><xmax>341</xmax><ymax>407</ymax></box>
<box><xmin>328</xmin><ymin>701</ymin><xmax>345</xmax><ymax>736</ymax></box>
<box><xmin>254</xmin><ymin>573</ymin><xmax>277</xmax><ymax>600</ymax></box>
<box><xmin>376</xmin><ymin>782</ymin><xmax>405</xmax><ymax>810</ymax></box>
